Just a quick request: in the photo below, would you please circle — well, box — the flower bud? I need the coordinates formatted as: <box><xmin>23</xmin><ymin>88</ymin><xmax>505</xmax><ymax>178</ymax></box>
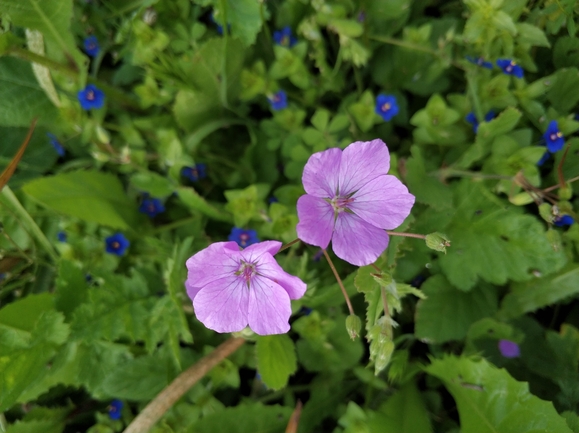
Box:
<box><xmin>346</xmin><ymin>314</ymin><xmax>362</xmax><ymax>340</ymax></box>
<box><xmin>558</xmin><ymin>184</ymin><xmax>573</xmax><ymax>201</ymax></box>
<box><xmin>425</xmin><ymin>232</ymin><xmax>451</xmax><ymax>253</ymax></box>
<box><xmin>538</xmin><ymin>203</ymin><xmax>554</xmax><ymax>223</ymax></box>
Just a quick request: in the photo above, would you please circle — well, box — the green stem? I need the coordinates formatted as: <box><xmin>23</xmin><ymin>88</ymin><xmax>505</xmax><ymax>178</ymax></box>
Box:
<box><xmin>219</xmin><ymin>0</ymin><xmax>229</xmax><ymax>109</ymax></box>
<box><xmin>277</xmin><ymin>238</ymin><xmax>300</xmax><ymax>253</ymax></box>
<box><xmin>0</xmin><ymin>186</ymin><xmax>58</xmax><ymax>262</ymax></box>
<box><xmin>322</xmin><ymin>249</ymin><xmax>354</xmax><ymax>315</ymax></box>
<box><xmin>7</xmin><ymin>47</ymin><xmax>141</xmax><ymax>109</ymax></box>
<box><xmin>467</xmin><ymin>72</ymin><xmax>484</xmax><ymax>122</ymax></box>
<box><xmin>385</xmin><ymin>231</ymin><xmax>426</xmax><ymax>240</ymax></box>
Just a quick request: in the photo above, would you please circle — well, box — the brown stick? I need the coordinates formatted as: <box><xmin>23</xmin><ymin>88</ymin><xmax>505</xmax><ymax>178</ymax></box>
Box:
<box><xmin>123</xmin><ymin>337</ymin><xmax>246</xmax><ymax>433</ymax></box>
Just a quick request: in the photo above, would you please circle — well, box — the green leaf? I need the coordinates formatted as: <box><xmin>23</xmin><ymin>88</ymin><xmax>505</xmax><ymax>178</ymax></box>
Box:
<box><xmin>553</xmin><ymin>36</ymin><xmax>579</xmax><ymax>69</ymax></box>
<box><xmin>6</xmin><ymin>419</ymin><xmax>65</xmax><ymax>433</ymax></box>
<box><xmin>420</xmin><ymin>181</ymin><xmax>566</xmax><ymax>290</ymax></box>
<box><xmin>215</xmin><ymin>0</ymin><xmax>262</xmax><ymax>47</ymax></box>
<box><xmin>368</xmin><ymin>381</ymin><xmax>433</xmax><ymax>433</ymax></box>
<box><xmin>189</xmin><ymin>403</ymin><xmax>292</xmax><ymax>433</ymax></box>
<box><xmin>499</xmin><ymin>265</ymin><xmax>579</xmax><ymax>319</ymax></box>
<box><xmin>0</xmin><ymin>58</ymin><xmax>59</xmax><ymax>127</ymax></box>
<box><xmin>426</xmin><ymin>356</ymin><xmax>572</xmax><ymax>433</ymax></box>
<box><xmin>516</xmin><ymin>23</ymin><xmax>550</xmax><ymax>47</ymax></box>
<box><xmin>255</xmin><ymin>334</ymin><xmax>297</xmax><ymax>390</ymax></box>
<box><xmin>177</xmin><ymin>186</ymin><xmax>233</xmax><ymax>223</ymax></box>
<box><xmin>130</xmin><ymin>171</ymin><xmax>176</xmax><ymax>198</ymax></box>
<box><xmin>476</xmin><ymin>107</ymin><xmax>522</xmax><ymax>141</ymax></box>
<box><xmin>101</xmin><ymin>351</ymin><xmax>170</xmax><ymax>400</ymax></box>
<box><xmin>415</xmin><ymin>275</ymin><xmax>498</xmax><ymax>343</ymax></box>
<box><xmin>54</xmin><ymin>260</ymin><xmax>89</xmax><ymax>321</ymax></box>
<box><xmin>0</xmin><ymin>0</ymin><xmax>83</xmax><ymax>66</ymax></box>
<box><xmin>405</xmin><ymin>146</ymin><xmax>453</xmax><ymax>210</ymax></box>
<box><xmin>547</xmin><ymin>67</ymin><xmax>579</xmax><ymax>113</ymax></box>
<box><xmin>22</xmin><ymin>170</ymin><xmax>139</xmax><ymax>230</ymax></box>
<box><xmin>224</xmin><ymin>183</ymin><xmax>269</xmax><ymax>226</ymax></box>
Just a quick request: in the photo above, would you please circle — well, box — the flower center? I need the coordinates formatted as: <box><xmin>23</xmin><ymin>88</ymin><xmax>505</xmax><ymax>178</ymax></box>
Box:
<box><xmin>330</xmin><ymin>195</ymin><xmax>355</xmax><ymax>213</ymax></box>
<box><xmin>236</xmin><ymin>260</ymin><xmax>257</xmax><ymax>286</ymax></box>
<box><xmin>281</xmin><ymin>35</ymin><xmax>289</xmax><ymax>46</ymax></box>
<box><xmin>381</xmin><ymin>103</ymin><xmax>391</xmax><ymax>112</ymax></box>
<box><xmin>239</xmin><ymin>233</ymin><xmax>250</xmax><ymax>246</ymax></box>
<box><xmin>112</xmin><ymin>241</ymin><xmax>120</xmax><ymax>250</ymax></box>
<box><xmin>86</xmin><ymin>90</ymin><xmax>95</xmax><ymax>101</ymax></box>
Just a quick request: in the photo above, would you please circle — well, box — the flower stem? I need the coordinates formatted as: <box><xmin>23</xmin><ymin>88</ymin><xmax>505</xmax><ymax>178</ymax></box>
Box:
<box><xmin>557</xmin><ymin>141</ymin><xmax>571</xmax><ymax>190</ymax></box>
<box><xmin>122</xmin><ymin>337</ymin><xmax>246</xmax><ymax>433</ymax></box>
<box><xmin>385</xmin><ymin>231</ymin><xmax>426</xmax><ymax>240</ymax></box>
<box><xmin>277</xmin><ymin>238</ymin><xmax>300</xmax><ymax>253</ymax></box>
<box><xmin>322</xmin><ymin>249</ymin><xmax>355</xmax><ymax>316</ymax></box>
<box><xmin>543</xmin><ymin>175</ymin><xmax>579</xmax><ymax>193</ymax></box>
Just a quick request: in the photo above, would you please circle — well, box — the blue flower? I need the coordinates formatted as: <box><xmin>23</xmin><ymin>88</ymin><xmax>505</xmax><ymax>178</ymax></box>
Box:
<box><xmin>228</xmin><ymin>227</ymin><xmax>259</xmax><ymax>248</ymax></box>
<box><xmin>498</xmin><ymin>339</ymin><xmax>520</xmax><ymax>358</ymax></box>
<box><xmin>375</xmin><ymin>94</ymin><xmax>399</xmax><ymax>122</ymax></box>
<box><xmin>273</xmin><ymin>26</ymin><xmax>297</xmax><ymax>47</ymax></box>
<box><xmin>496</xmin><ymin>59</ymin><xmax>524</xmax><ymax>78</ymax></box>
<box><xmin>108</xmin><ymin>399</ymin><xmax>123</xmax><ymax>420</ymax></box>
<box><xmin>57</xmin><ymin>231</ymin><xmax>67</xmax><ymax>242</ymax></box>
<box><xmin>47</xmin><ymin>133</ymin><xmax>65</xmax><ymax>156</ymax></box>
<box><xmin>466</xmin><ymin>56</ymin><xmax>493</xmax><ymax>69</ymax></box>
<box><xmin>465</xmin><ymin>110</ymin><xmax>495</xmax><ymax>133</ymax></box>
<box><xmin>139</xmin><ymin>197</ymin><xmax>165</xmax><ymax>217</ymax></box>
<box><xmin>537</xmin><ymin>151</ymin><xmax>551</xmax><ymax>166</ymax></box>
<box><xmin>181</xmin><ymin>164</ymin><xmax>206</xmax><ymax>182</ymax></box>
<box><xmin>105</xmin><ymin>233</ymin><xmax>130</xmax><ymax>256</ymax></box>
<box><xmin>554</xmin><ymin>215</ymin><xmax>575</xmax><ymax>227</ymax></box>
<box><xmin>210</xmin><ymin>12</ymin><xmax>229</xmax><ymax>35</ymax></box>
<box><xmin>268</xmin><ymin>90</ymin><xmax>288</xmax><ymax>111</ymax></box>
<box><xmin>77</xmin><ymin>84</ymin><xmax>105</xmax><ymax>110</ymax></box>
<box><xmin>299</xmin><ymin>306</ymin><xmax>313</xmax><ymax>316</ymax></box>
<box><xmin>543</xmin><ymin>120</ymin><xmax>565</xmax><ymax>153</ymax></box>
<box><xmin>83</xmin><ymin>35</ymin><xmax>100</xmax><ymax>57</ymax></box>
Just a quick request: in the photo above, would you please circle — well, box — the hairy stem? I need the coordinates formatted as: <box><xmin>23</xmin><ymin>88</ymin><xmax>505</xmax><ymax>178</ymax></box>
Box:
<box><xmin>385</xmin><ymin>231</ymin><xmax>426</xmax><ymax>240</ymax></box>
<box><xmin>322</xmin><ymin>249</ymin><xmax>354</xmax><ymax>315</ymax></box>
<box><xmin>123</xmin><ymin>337</ymin><xmax>246</xmax><ymax>433</ymax></box>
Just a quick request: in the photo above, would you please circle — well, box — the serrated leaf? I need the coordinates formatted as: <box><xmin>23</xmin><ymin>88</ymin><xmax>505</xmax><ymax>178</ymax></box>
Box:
<box><xmin>256</xmin><ymin>334</ymin><xmax>297</xmax><ymax>390</ymax></box>
<box><xmin>415</xmin><ymin>275</ymin><xmax>498</xmax><ymax>343</ymax></box>
<box><xmin>22</xmin><ymin>170</ymin><xmax>139</xmax><ymax>229</ymax></box>
<box><xmin>6</xmin><ymin>419</ymin><xmax>64</xmax><ymax>433</ymax></box>
<box><xmin>215</xmin><ymin>0</ymin><xmax>262</xmax><ymax>46</ymax></box>
<box><xmin>0</xmin><ymin>58</ymin><xmax>59</xmax><ymax>127</ymax></box>
<box><xmin>368</xmin><ymin>381</ymin><xmax>433</xmax><ymax>433</ymax></box>
<box><xmin>426</xmin><ymin>356</ymin><xmax>572</xmax><ymax>433</ymax></box>
<box><xmin>190</xmin><ymin>403</ymin><xmax>292</xmax><ymax>433</ymax></box>
<box><xmin>499</xmin><ymin>265</ymin><xmax>579</xmax><ymax>319</ymax></box>
<box><xmin>405</xmin><ymin>146</ymin><xmax>453</xmax><ymax>209</ymax></box>
<box><xmin>421</xmin><ymin>181</ymin><xmax>566</xmax><ymax>290</ymax></box>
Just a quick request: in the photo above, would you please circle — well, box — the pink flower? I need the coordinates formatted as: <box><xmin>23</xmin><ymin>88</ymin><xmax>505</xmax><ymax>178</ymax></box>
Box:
<box><xmin>296</xmin><ymin>139</ymin><xmax>415</xmax><ymax>266</ymax></box>
<box><xmin>185</xmin><ymin>241</ymin><xmax>307</xmax><ymax>335</ymax></box>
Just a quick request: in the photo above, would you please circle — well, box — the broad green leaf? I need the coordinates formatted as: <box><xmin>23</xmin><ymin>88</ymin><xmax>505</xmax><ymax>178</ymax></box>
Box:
<box><xmin>553</xmin><ymin>36</ymin><xmax>579</xmax><ymax>69</ymax></box>
<box><xmin>0</xmin><ymin>58</ymin><xmax>59</xmax><ymax>127</ymax></box>
<box><xmin>101</xmin><ymin>351</ymin><xmax>170</xmax><ymax>400</ymax></box>
<box><xmin>426</xmin><ymin>356</ymin><xmax>572</xmax><ymax>433</ymax></box>
<box><xmin>368</xmin><ymin>381</ymin><xmax>433</xmax><ymax>433</ymax></box>
<box><xmin>516</xmin><ymin>23</ymin><xmax>550</xmax><ymax>47</ymax></box>
<box><xmin>418</xmin><ymin>181</ymin><xmax>566</xmax><ymax>290</ymax></box>
<box><xmin>177</xmin><ymin>186</ymin><xmax>233</xmax><ymax>223</ymax></box>
<box><xmin>22</xmin><ymin>170</ymin><xmax>139</xmax><ymax>230</ymax></box>
<box><xmin>405</xmin><ymin>146</ymin><xmax>453</xmax><ymax>209</ymax></box>
<box><xmin>476</xmin><ymin>107</ymin><xmax>522</xmax><ymax>141</ymax></box>
<box><xmin>54</xmin><ymin>260</ymin><xmax>89</xmax><ymax>321</ymax></box>
<box><xmin>499</xmin><ymin>265</ymin><xmax>579</xmax><ymax>319</ymax></box>
<box><xmin>256</xmin><ymin>334</ymin><xmax>297</xmax><ymax>390</ymax></box>
<box><xmin>214</xmin><ymin>0</ymin><xmax>262</xmax><ymax>47</ymax></box>
<box><xmin>0</xmin><ymin>0</ymin><xmax>83</xmax><ymax>66</ymax></box>
<box><xmin>130</xmin><ymin>171</ymin><xmax>176</xmax><ymax>198</ymax></box>
<box><xmin>415</xmin><ymin>275</ymin><xmax>498</xmax><ymax>343</ymax></box>
<box><xmin>224</xmin><ymin>183</ymin><xmax>269</xmax><ymax>226</ymax></box>
<box><xmin>189</xmin><ymin>404</ymin><xmax>292</xmax><ymax>433</ymax></box>
<box><xmin>547</xmin><ymin>68</ymin><xmax>579</xmax><ymax>112</ymax></box>
<box><xmin>6</xmin><ymin>419</ymin><xmax>64</xmax><ymax>433</ymax></box>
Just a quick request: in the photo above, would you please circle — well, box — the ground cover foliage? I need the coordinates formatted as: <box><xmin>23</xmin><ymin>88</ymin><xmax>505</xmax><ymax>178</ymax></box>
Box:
<box><xmin>0</xmin><ymin>0</ymin><xmax>579</xmax><ymax>432</ymax></box>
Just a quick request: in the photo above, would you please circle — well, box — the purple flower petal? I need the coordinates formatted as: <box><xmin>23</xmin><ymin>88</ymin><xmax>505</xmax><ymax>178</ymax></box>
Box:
<box><xmin>338</xmin><ymin>139</ymin><xmax>391</xmax><ymax>194</ymax></box>
<box><xmin>241</xmin><ymin>240</ymin><xmax>282</xmax><ymax>260</ymax></box>
<box><xmin>332</xmin><ymin>213</ymin><xmax>390</xmax><ymax>266</ymax></box>
<box><xmin>193</xmin><ymin>275</ymin><xmax>249</xmax><ymax>333</ymax></box>
<box><xmin>186</xmin><ymin>242</ymin><xmax>239</xmax><ymax>290</ymax></box>
<box><xmin>498</xmin><ymin>339</ymin><xmax>520</xmax><ymax>358</ymax></box>
<box><xmin>350</xmin><ymin>175</ymin><xmax>415</xmax><ymax>229</ymax></box>
<box><xmin>302</xmin><ymin>147</ymin><xmax>342</xmax><ymax>197</ymax></box>
<box><xmin>296</xmin><ymin>195</ymin><xmax>335</xmax><ymax>249</ymax></box>
<box><xmin>248</xmin><ymin>277</ymin><xmax>292</xmax><ymax>335</ymax></box>
<box><xmin>251</xmin><ymin>253</ymin><xmax>307</xmax><ymax>299</ymax></box>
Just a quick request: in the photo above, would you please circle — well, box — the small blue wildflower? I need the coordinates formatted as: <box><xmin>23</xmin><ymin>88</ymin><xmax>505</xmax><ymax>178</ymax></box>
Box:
<box><xmin>357</xmin><ymin>11</ymin><xmax>366</xmax><ymax>22</ymax></box>
<box><xmin>498</xmin><ymin>339</ymin><xmax>520</xmax><ymax>358</ymax></box>
<box><xmin>554</xmin><ymin>215</ymin><xmax>575</xmax><ymax>227</ymax></box>
<box><xmin>496</xmin><ymin>59</ymin><xmax>524</xmax><ymax>78</ymax></box>
<box><xmin>105</xmin><ymin>233</ymin><xmax>130</xmax><ymax>256</ymax></box>
<box><xmin>139</xmin><ymin>197</ymin><xmax>165</xmax><ymax>217</ymax></box>
<box><xmin>543</xmin><ymin>120</ymin><xmax>565</xmax><ymax>153</ymax></box>
<box><xmin>47</xmin><ymin>133</ymin><xmax>65</xmax><ymax>156</ymax></box>
<box><xmin>228</xmin><ymin>227</ymin><xmax>259</xmax><ymax>248</ymax></box>
<box><xmin>181</xmin><ymin>164</ymin><xmax>206</xmax><ymax>182</ymax></box>
<box><xmin>465</xmin><ymin>110</ymin><xmax>495</xmax><ymax>133</ymax></box>
<box><xmin>108</xmin><ymin>399</ymin><xmax>123</xmax><ymax>420</ymax></box>
<box><xmin>299</xmin><ymin>306</ymin><xmax>313</xmax><ymax>316</ymax></box>
<box><xmin>537</xmin><ymin>151</ymin><xmax>551</xmax><ymax>166</ymax></box>
<box><xmin>375</xmin><ymin>94</ymin><xmax>399</xmax><ymax>122</ymax></box>
<box><xmin>77</xmin><ymin>84</ymin><xmax>105</xmax><ymax>110</ymax></box>
<box><xmin>57</xmin><ymin>231</ymin><xmax>67</xmax><ymax>242</ymax></box>
<box><xmin>85</xmin><ymin>274</ymin><xmax>93</xmax><ymax>283</ymax></box>
<box><xmin>273</xmin><ymin>26</ymin><xmax>297</xmax><ymax>48</ymax></box>
<box><xmin>210</xmin><ymin>12</ymin><xmax>229</xmax><ymax>35</ymax></box>
<box><xmin>83</xmin><ymin>35</ymin><xmax>100</xmax><ymax>57</ymax></box>
<box><xmin>466</xmin><ymin>56</ymin><xmax>493</xmax><ymax>69</ymax></box>
<box><xmin>268</xmin><ymin>196</ymin><xmax>278</xmax><ymax>204</ymax></box>
<box><xmin>268</xmin><ymin>90</ymin><xmax>288</xmax><ymax>111</ymax></box>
